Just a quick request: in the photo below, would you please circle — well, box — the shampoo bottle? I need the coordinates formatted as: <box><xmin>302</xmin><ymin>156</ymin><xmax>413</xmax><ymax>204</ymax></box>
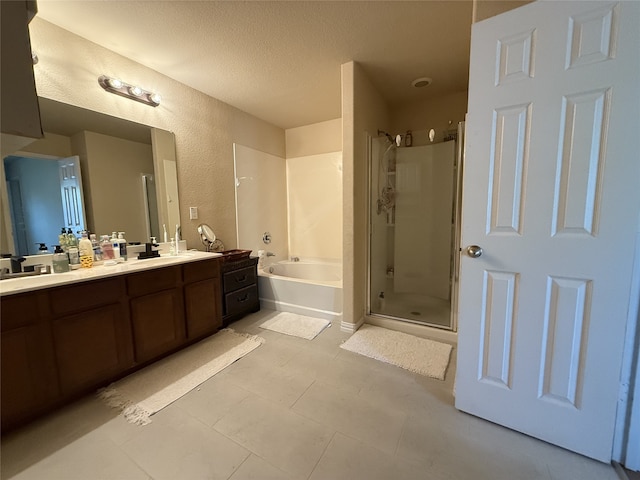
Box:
<box><xmin>36</xmin><ymin>243</ymin><xmax>50</xmax><ymax>254</ymax></box>
<box><xmin>52</xmin><ymin>245</ymin><xmax>70</xmax><ymax>273</ymax></box>
<box><xmin>78</xmin><ymin>231</ymin><xmax>93</xmax><ymax>268</ymax></box>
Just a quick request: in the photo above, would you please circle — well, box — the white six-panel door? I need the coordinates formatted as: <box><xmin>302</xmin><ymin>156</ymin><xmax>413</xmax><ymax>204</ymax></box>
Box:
<box><xmin>456</xmin><ymin>1</ymin><xmax>640</xmax><ymax>462</ymax></box>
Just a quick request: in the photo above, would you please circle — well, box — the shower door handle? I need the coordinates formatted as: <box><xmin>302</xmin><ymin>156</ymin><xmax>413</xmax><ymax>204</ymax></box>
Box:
<box><xmin>465</xmin><ymin>245</ymin><xmax>483</xmax><ymax>258</ymax></box>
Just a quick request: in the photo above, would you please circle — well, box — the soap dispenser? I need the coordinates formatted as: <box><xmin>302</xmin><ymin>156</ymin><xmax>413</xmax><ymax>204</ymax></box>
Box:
<box><xmin>36</xmin><ymin>243</ymin><xmax>50</xmax><ymax>254</ymax></box>
<box><xmin>52</xmin><ymin>245</ymin><xmax>70</xmax><ymax>273</ymax></box>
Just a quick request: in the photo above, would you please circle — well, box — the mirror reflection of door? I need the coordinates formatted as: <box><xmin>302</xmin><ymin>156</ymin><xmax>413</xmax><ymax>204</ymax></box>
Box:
<box><xmin>141</xmin><ymin>173</ymin><xmax>160</xmax><ymax>240</ymax></box>
<box><xmin>3</xmin><ymin>154</ymin><xmax>86</xmax><ymax>255</ymax></box>
<box><xmin>58</xmin><ymin>156</ymin><xmax>86</xmax><ymax>236</ymax></box>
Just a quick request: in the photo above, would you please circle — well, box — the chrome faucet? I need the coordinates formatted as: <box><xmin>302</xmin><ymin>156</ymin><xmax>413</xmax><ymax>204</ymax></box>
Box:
<box><xmin>266</xmin><ymin>252</ymin><xmax>276</xmax><ymax>257</ymax></box>
<box><xmin>290</xmin><ymin>256</ymin><xmax>300</xmax><ymax>262</ymax></box>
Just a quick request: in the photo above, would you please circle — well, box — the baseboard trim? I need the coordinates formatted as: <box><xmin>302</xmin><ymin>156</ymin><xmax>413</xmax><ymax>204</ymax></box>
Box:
<box><xmin>340</xmin><ymin>316</ymin><xmax>365</xmax><ymax>333</ymax></box>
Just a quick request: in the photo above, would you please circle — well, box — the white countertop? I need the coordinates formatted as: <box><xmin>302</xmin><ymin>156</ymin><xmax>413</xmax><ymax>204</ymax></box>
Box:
<box><xmin>0</xmin><ymin>251</ymin><xmax>221</xmax><ymax>296</ymax></box>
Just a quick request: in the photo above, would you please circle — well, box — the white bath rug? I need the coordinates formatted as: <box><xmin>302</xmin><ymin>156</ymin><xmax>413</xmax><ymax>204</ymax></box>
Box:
<box><xmin>259</xmin><ymin>312</ymin><xmax>331</xmax><ymax>340</ymax></box>
<box><xmin>98</xmin><ymin>328</ymin><xmax>264</xmax><ymax>425</ymax></box>
<box><xmin>340</xmin><ymin>324</ymin><xmax>452</xmax><ymax>380</ymax></box>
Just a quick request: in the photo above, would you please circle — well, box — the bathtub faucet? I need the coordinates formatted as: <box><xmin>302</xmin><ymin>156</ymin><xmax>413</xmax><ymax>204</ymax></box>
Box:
<box><xmin>290</xmin><ymin>256</ymin><xmax>300</xmax><ymax>262</ymax></box>
<box><xmin>266</xmin><ymin>252</ymin><xmax>276</xmax><ymax>257</ymax></box>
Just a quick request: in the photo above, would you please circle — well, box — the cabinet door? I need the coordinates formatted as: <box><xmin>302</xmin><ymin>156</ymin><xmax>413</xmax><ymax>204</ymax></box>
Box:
<box><xmin>52</xmin><ymin>303</ymin><xmax>133</xmax><ymax>396</ymax></box>
<box><xmin>185</xmin><ymin>278</ymin><xmax>222</xmax><ymax>339</ymax></box>
<box><xmin>1</xmin><ymin>325</ymin><xmax>58</xmax><ymax>428</ymax></box>
<box><xmin>130</xmin><ymin>289</ymin><xmax>185</xmax><ymax>363</ymax></box>
<box><xmin>1</xmin><ymin>292</ymin><xmax>58</xmax><ymax>430</ymax></box>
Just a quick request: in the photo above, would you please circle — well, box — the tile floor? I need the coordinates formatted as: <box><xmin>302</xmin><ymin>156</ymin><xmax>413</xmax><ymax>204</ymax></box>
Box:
<box><xmin>1</xmin><ymin>309</ymin><xmax>620</xmax><ymax>480</ymax></box>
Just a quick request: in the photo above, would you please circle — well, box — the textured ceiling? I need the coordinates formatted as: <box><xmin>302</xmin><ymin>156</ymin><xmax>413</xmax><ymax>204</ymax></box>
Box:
<box><xmin>37</xmin><ymin>1</ymin><xmax>476</xmax><ymax>129</ymax></box>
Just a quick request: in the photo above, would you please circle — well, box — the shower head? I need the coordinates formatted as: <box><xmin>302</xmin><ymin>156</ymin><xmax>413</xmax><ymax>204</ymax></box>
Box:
<box><xmin>377</xmin><ymin>129</ymin><xmax>394</xmax><ymax>143</ymax></box>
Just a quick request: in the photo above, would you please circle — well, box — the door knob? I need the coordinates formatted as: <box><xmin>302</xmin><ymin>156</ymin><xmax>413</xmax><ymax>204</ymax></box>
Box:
<box><xmin>466</xmin><ymin>245</ymin><xmax>483</xmax><ymax>258</ymax></box>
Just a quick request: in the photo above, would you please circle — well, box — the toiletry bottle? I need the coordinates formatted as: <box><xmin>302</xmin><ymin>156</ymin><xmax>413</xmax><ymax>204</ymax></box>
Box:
<box><xmin>52</xmin><ymin>245</ymin><xmax>70</xmax><ymax>273</ymax></box>
<box><xmin>78</xmin><ymin>231</ymin><xmax>93</xmax><ymax>268</ymax></box>
<box><xmin>110</xmin><ymin>232</ymin><xmax>121</xmax><ymax>261</ymax></box>
<box><xmin>405</xmin><ymin>130</ymin><xmax>412</xmax><ymax>147</ymax></box>
<box><xmin>100</xmin><ymin>235</ymin><xmax>115</xmax><ymax>260</ymax></box>
<box><xmin>90</xmin><ymin>233</ymin><xmax>102</xmax><ymax>262</ymax></box>
<box><xmin>36</xmin><ymin>243</ymin><xmax>50</xmax><ymax>254</ymax></box>
<box><xmin>59</xmin><ymin>228</ymin><xmax>68</xmax><ymax>252</ymax></box>
<box><xmin>68</xmin><ymin>246</ymin><xmax>80</xmax><ymax>270</ymax></box>
<box><xmin>175</xmin><ymin>225</ymin><xmax>180</xmax><ymax>255</ymax></box>
<box><xmin>163</xmin><ymin>224</ymin><xmax>168</xmax><ymax>243</ymax></box>
<box><xmin>169</xmin><ymin>238</ymin><xmax>176</xmax><ymax>256</ymax></box>
<box><xmin>117</xmin><ymin>232</ymin><xmax>128</xmax><ymax>261</ymax></box>
<box><xmin>66</xmin><ymin>228</ymin><xmax>78</xmax><ymax>249</ymax></box>
<box><xmin>378</xmin><ymin>291</ymin><xmax>386</xmax><ymax>310</ymax></box>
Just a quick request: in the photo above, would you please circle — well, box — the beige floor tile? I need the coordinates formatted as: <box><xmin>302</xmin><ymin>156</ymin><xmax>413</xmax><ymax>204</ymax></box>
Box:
<box><xmin>228</xmin><ymin>454</ymin><xmax>302</xmax><ymax>480</ymax></box>
<box><xmin>397</xmin><ymin>411</ymin><xmax>551</xmax><ymax>480</ymax></box>
<box><xmin>176</xmin><ymin>374</ymin><xmax>253</xmax><ymax>426</ymax></box>
<box><xmin>6</xmin><ymin>432</ymin><xmax>149</xmax><ymax>480</ymax></box>
<box><xmin>121</xmin><ymin>405</ymin><xmax>250</xmax><ymax>480</ymax></box>
<box><xmin>292</xmin><ymin>380</ymin><xmax>406</xmax><ymax>455</ymax></box>
<box><xmin>218</xmin><ymin>349</ymin><xmax>316</xmax><ymax>407</ymax></box>
<box><xmin>309</xmin><ymin>432</ymin><xmax>435</xmax><ymax>480</ymax></box>
<box><xmin>0</xmin><ymin>397</ymin><xmax>119</xmax><ymax>478</ymax></box>
<box><xmin>214</xmin><ymin>395</ymin><xmax>333</xmax><ymax>478</ymax></box>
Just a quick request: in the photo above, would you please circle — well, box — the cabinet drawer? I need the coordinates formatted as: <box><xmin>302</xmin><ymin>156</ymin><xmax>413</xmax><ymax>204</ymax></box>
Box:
<box><xmin>183</xmin><ymin>258</ymin><xmax>220</xmax><ymax>284</ymax></box>
<box><xmin>223</xmin><ymin>266</ymin><xmax>256</xmax><ymax>293</ymax></box>
<box><xmin>51</xmin><ymin>278</ymin><xmax>123</xmax><ymax>316</ymax></box>
<box><xmin>127</xmin><ymin>266</ymin><xmax>181</xmax><ymax>297</ymax></box>
<box><xmin>224</xmin><ymin>285</ymin><xmax>258</xmax><ymax>316</ymax></box>
<box><xmin>1</xmin><ymin>291</ymin><xmax>46</xmax><ymax>331</ymax></box>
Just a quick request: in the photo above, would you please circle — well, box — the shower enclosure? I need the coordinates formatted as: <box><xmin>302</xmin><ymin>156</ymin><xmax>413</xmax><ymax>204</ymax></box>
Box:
<box><xmin>368</xmin><ymin>123</ymin><xmax>463</xmax><ymax>330</ymax></box>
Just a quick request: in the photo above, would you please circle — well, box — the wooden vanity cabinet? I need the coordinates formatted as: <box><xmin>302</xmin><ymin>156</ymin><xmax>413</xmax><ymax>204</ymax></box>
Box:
<box><xmin>0</xmin><ymin>257</ymin><xmax>224</xmax><ymax>432</ymax></box>
<box><xmin>50</xmin><ymin>278</ymin><xmax>133</xmax><ymax>397</ymax></box>
<box><xmin>183</xmin><ymin>259</ymin><xmax>222</xmax><ymax>339</ymax></box>
<box><xmin>127</xmin><ymin>266</ymin><xmax>185</xmax><ymax>364</ymax></box>
<box><xmin>1</xmin><ymin>291</ymin><xmax>58</xmax><ymax>430</ymax></box>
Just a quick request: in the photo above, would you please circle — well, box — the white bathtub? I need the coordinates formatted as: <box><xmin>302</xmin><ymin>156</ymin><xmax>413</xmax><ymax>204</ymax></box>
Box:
<box><xmin>258</xmin><ymin>260</ymin><xmax>343</xmax><ymax>321</ymax></box>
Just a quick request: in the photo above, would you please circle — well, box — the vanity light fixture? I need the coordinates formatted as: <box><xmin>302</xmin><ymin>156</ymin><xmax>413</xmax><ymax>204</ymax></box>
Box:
<box><xmin>98</xmin><ymin>75</ymin><xmax>161</xmax><ymax>107</ymax></box>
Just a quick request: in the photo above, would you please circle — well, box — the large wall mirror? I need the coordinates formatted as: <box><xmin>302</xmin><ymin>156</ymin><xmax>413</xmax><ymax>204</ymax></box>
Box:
<box><xmin>0</xmin><ymin>97</ymin><xmax>180</xmax><ymax>255</ymax></box>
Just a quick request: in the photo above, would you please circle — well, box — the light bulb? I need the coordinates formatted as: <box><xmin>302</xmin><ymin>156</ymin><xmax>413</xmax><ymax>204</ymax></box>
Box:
<box><xmin>107</xmin><ymin>77</ymin><xmax>123</xmax><ymax>89</ymax></box>
<box><xmin>129</xmin><ymin>85</ymin><xmax>143</xmax><ymax>97</ymax></box>
<box><xmin>149</xmin><ymin>92</ymin><xmax>162</xmax><ymax>105</ymax></box>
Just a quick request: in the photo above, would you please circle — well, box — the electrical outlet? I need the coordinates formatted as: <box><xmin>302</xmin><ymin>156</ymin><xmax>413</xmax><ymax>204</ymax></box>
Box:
<box><xmin>189</xmin><ymin>207</ymin><xmax>198</xmax><ymax>220</ymax></box>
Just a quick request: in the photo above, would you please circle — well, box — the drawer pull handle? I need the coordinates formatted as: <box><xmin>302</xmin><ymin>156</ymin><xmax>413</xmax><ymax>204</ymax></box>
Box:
<box><xmin>235</xmin><ymin>275</ymin><xmax>247</xmax><ymax>283</ymax></box>
<box><xmin>237</xmin><ymin>294</ymin><xmax>249</xmax><ymax>303</ymax></box>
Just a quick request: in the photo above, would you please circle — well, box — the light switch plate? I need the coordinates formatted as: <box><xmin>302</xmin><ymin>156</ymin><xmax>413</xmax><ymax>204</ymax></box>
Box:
<box><xmin>189</xmin><ymin>207</ymin><xmax>198</xmax><ymax>219</ymax></box>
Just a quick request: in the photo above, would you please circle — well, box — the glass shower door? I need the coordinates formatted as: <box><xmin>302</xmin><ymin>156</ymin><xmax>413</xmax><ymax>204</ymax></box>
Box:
<box><xmin>369</xmin><ymin>137</ymin><xmax>457</xmax><ymax>330</ymax></box>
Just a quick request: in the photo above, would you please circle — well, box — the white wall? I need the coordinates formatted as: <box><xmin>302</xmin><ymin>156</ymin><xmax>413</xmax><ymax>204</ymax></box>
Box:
<box><xmin>286</xmin><ymin>151</ymin><xmax>342</xmax><ymax>261</ymax></box>
<box><xmin>234</xmin><ymin>119</ymin><xmax>343</xmax><ymax>263</ymax></box>
<box><xmin>233</xmin><ymin>144</ymin><xmax>288</xmax><ymax>261</ymax></box>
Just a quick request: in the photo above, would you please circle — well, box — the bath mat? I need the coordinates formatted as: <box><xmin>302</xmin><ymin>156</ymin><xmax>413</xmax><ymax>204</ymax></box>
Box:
<box><xmin>98</xmin><ymin>328</ymin><xmax>264</xmax><ymax>425</ymax></box>
<box><xmin>340</xmin><ymin>324</ymin><xmax>452</xmax><ymax>380</ymax></box>
<box><xmin>259</xmin><ymin>312</ymin><xmax>331</xmax><ymax>340</ymax></box>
